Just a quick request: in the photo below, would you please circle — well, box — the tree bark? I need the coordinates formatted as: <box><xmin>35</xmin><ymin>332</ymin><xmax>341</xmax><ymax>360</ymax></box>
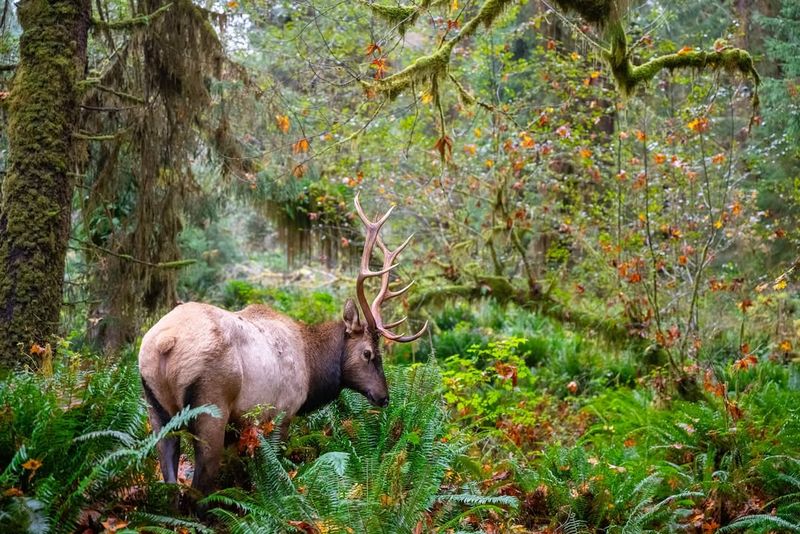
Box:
<box><xmin>0</xmin><ymin>0</ymin><xmax>90</xmax><ymax>366</ymax></box>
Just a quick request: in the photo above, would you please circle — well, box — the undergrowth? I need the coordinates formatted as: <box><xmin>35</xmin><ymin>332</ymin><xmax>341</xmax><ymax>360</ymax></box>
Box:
<box><xmin>1</xmin><ymin>297</ymin><xmax>799</xmax><ymax>532</ymax></box>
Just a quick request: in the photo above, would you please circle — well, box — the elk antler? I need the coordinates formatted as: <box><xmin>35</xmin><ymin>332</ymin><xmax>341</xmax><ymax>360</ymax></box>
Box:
<box><xmin>354</xmin><ymin>193</ymin><xmax>428</xmax><ymax>342</ymax></box>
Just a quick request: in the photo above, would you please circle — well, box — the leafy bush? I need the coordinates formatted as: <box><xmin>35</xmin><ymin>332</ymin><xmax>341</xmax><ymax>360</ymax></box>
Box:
<box><xmin>222</xmin><ymin>280</ymin><xmax>338</xmax><ymax>323</ymax></box>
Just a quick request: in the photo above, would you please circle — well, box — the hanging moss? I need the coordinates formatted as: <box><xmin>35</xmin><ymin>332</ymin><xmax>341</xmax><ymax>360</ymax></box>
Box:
<box><xmin>552</xmin><ymin>0</ymin><xmax>620</xmax><ymax>25</ymax></box>
<box><xmin>361</xmin><ymin>1</ymin><xmax>420</xmax><ymax>36</ymax></box>
<box><xmin>80</xmin><ymin>0</ymin><xmax>229</xmax><ymax>351</ymax></box>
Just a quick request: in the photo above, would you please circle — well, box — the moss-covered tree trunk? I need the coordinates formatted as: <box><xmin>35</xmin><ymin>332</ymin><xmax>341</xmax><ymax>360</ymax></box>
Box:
<box><xmin>0</xmin><ymin>0</ymin><xmax>90</xmax><ymax>366</ymax></box>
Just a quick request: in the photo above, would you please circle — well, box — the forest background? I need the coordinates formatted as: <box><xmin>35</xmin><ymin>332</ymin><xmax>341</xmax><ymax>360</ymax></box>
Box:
<box><xmin>0</xmin><ymin>0</ymin><xmax>799</xmax><ymax>532</ymax></box>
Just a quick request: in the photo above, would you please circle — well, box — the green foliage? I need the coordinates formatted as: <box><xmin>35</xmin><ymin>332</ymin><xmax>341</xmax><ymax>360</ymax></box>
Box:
<box><xmin>205</xmin><ymin>361</ymin><xmax>517</xmax><ymax>533</ymax></box>
<box><xmin>222</xmin><ymin>280</ymin><xmax>338</xmax><ymax>323</ymax></box>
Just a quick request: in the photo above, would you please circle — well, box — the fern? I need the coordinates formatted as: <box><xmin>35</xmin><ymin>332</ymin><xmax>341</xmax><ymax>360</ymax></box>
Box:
<box><xmin>206</xmin><ymin>360</ymin><xmax>517</xmax><ymax>533</ymax></box>
<box><xmin>0</xmin><ymin>350</ymin><xmax>220</xmax><ymax>534</ymax></box>
<box><xmin>718</xmin><ymin>514</ymin><xmax>800</xmax><ymax>533</ymax></box>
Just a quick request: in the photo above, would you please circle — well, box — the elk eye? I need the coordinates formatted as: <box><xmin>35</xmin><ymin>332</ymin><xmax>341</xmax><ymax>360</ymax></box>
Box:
<box><xmin>362</xmin><ymin>349</ymin><xmax>372</xmax><ymax>361</ymax></box>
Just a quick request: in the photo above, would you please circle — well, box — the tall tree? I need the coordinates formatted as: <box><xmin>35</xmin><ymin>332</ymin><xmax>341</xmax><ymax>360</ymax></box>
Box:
<box><xmin>0</xmin><ymin>0</ymin><xmax>91</xmax><ymax>365</ymax></box>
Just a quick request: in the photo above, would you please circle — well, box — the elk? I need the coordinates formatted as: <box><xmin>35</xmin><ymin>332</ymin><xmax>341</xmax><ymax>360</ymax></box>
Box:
<box><xmin>138</xmin><ymin>195</ymin><xmax>426</xmax><ymax>496</ymax></box>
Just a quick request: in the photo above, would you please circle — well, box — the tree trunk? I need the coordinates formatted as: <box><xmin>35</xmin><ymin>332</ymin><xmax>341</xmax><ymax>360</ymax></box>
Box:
<box><xmin>0</xmin><ymin>0</ymin><xmax>90</xmax><ymax>366</ymax></box>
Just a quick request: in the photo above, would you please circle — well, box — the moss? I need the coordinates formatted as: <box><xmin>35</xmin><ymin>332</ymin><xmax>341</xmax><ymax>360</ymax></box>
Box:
<box><xmin>366</xmin><ymin>40</ymin><xmax>455</xmax><ymax>97</ymax></box>
<box><xmin>0</xmin><ymin>0</ymin><xmax>90</xmax><ymax>366</ymax></box>
<box><xmin>552</xmin><ymin>0</ymin><xmax>619</xmax><ymax>25</ymax></box>
<box><xmin>362</xmin><ymin>1</ymin><xmax>419</xmax><ymax>36</ymax></box>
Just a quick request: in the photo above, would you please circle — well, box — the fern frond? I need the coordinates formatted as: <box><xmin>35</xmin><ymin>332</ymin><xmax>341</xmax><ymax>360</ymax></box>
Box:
<box><xmin>718</xmin><ymin>514</ymin><xmax>800</xmax><ymax>532</ymax></box>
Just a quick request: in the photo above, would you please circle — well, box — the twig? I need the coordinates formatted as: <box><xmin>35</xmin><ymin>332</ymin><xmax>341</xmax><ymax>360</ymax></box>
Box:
<box><xmin>72</xmin><ymin>238</ymin><xmax>196</xmax><ymax>269</ymax></box>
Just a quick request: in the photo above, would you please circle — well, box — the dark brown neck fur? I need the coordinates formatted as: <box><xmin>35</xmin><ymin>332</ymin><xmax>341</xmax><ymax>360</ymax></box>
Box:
<box><xmin>298</xmin><ymin>320</ymin><xmax>346</xmax><ymax>414</ymax></box>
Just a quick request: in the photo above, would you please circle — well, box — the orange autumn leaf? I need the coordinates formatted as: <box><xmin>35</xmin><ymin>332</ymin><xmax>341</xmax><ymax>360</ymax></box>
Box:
<box><xmin>22</xmin><ymin>459</ymin><xmax>42</xmax><ymax>471</ymax></box>
<box><xmin>260</xmin><ymin>419</ymin><xmax>275</xmax><ymax>434</ymax></box>
<box><xmin>433</xmin><ymin>135</ymin><xmax>453</xmax><ymax>160</ymax></box>
<box><xmin>370</xmin><ymin>57</ymin><xmax>390</xmax><ymax>79</ymax></box>
<box><xmin>495</xmin><ymin>362</ymin><xmax>518</xmax><ymax>386</ymax></box>
<box><xmin>275</xmin><ymin>114</ymin><xmax>290</xmax><ymax>133</ymax></box>
<box><xmin>287</xmin><ymin>520</ymin><xmax>319</xmax><ymax>534</ymax></box>
<box><xmin>293</xmin><ymin>137</ymin><xmax>310</xmax><ymax>154</ymax></box>
<box><xmin>292</xmin><ymin>164</ymin><xmax>307</xmax><ymax>178</ymax></box>
<box><xmin>30</xmin><ymin>343</ymin><xmax>49</xmax><ymax>356</ymax></box>
<box><xmin>101</xmin><ymin>518</ymin><xmax>129</xmax><ymax>533</ymax></box>
<box><xmin>725</xmin><ymin>400</ymin><xmax>744</xmax><ymax>420</ymax></box>
<box><xmin>238</xmin><ymin>425</ymin><xmax>261</xmax><ymax>456</ymax></box>
<box><xmin>687</xmin><ymin>117</ymin><xmax>709</xmax><ymax>133</ymax></box>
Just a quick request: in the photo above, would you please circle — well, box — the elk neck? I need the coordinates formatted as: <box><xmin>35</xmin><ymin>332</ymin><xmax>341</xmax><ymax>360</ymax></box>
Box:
<box><xmin>298</xmin><ymin>320</ymin><xmax>347</xmax><ymax>414</ymax></box>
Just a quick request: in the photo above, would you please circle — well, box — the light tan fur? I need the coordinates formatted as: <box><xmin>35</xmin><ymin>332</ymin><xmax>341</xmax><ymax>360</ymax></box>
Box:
<box><xmin>139</xmin><ymin>302</ymin><xmax>310</xmax><ymax>422</ymax></box>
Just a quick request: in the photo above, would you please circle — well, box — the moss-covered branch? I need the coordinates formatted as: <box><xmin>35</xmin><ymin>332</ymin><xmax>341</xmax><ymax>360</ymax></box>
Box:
<box><xmin>363</xmin><ymin>0</ymin><xmax>514</xmax><ymax>97</ymax></box>
<box><xmin>408</xmin><ymin>275</ymin><xmax>635</xmax><ymax>345</ymax></box>
<box><xmin>603</xmin><ymin>20</ymin><xmax>760</xmax><ymax>96</ymax></box>
<box><xmin>92</xmin><ymin>3</ymin><xmax>172</xmax><ymax>31</ymax></box>
<box><xmin>73</xmin><ymin>238</ymin><xmax>196</xmax><ymax>270</ymax></box>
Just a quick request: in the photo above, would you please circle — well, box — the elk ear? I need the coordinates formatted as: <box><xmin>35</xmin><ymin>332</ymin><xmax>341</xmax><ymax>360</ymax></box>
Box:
<box><xmin>343</xmin><ymin>299</ymin><xmax>362</xmax><ymax>335</ymax></box>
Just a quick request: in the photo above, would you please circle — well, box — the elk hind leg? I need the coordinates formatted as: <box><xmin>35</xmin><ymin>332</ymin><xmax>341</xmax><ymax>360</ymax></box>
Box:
<box><xmin>142</xmin><ymin>379</ymin><xmax>179</xmax><ymax>483</ymax></box>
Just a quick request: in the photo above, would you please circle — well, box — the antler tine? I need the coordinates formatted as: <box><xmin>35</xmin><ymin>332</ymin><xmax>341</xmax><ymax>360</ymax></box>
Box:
<box><xmin>380</xmin><ymin>320</ymin><xmax>429</xmax><ymax>343</ymax></box>
<box><xmin>383</xmin><ymin>316</ymin><xmax>407</xmax><ymax>329</ymax></box>
<box><xmin>386</xmin><ymin>279</ymin><xmax>415</xmax><ymax>300</ymax></box>
<box><xmin>354</xmin><ymin>193</ymin><xmax>394</xmax><ymax>231</ymax></box>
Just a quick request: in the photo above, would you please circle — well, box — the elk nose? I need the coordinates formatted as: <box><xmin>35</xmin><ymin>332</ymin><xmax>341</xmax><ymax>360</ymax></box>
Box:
<box><xmin>379</xmin><ymin>396</ymin><xmax>389</xmax><ymax>408</ymax></box>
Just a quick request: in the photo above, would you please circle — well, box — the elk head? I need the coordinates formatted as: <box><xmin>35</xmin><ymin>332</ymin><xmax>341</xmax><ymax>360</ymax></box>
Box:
<box><xmin>340</xmin><ymin>194</ymin><xmax>428</xmax><ymax>407</ymax></box>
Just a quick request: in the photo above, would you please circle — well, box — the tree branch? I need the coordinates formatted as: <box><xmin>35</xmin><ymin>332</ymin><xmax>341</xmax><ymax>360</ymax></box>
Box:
<box><xmin>72</xmin><ymin>238</ymin><xmax>196</xmax><ymax>269</ymax></box>
<box><xmin>91</xmin><ymin>2</ymin><xmax>172</xmax><ymax>31</ymax></box>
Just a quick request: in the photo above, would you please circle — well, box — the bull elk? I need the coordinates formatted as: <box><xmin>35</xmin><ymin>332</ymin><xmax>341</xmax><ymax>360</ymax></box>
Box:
<box><xmin>138</xmin><ymin>195</ymin><xmax>426</xmax><ymax>496</ymax></box>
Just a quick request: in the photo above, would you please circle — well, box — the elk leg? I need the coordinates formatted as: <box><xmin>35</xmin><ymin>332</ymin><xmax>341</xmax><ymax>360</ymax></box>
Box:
<box><xmin>155</xmin><ymin>419</ymin><xmax>180</xmax><ymax>483</ymax></box>
<box><xmin>189</xmin><ymin>406</ymin><xmax>230</xmax><ymax>496</ymax></box>
<box><xmin>142</xmin><ymin>379</ymin><xmax>179</xmax><ymax>483</ymax></box>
